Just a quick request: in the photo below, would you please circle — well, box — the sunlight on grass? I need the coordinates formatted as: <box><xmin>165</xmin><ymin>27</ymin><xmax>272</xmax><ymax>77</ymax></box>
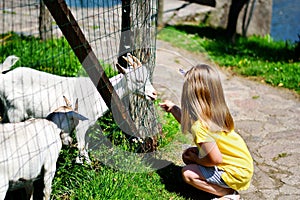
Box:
<box><xmin>1</xmin><ymin>32</ymin><xmax>189</xmax><ymax>199</ymax></box>
<box><xmin>51</xmin><ymin>105</ymin><xmax>186</xmax><ymax>200</ymax></box>
<box><xmin>158</xmin><ymin>26</ymin><xmax>300</xmax><ymax>93</ymax></box>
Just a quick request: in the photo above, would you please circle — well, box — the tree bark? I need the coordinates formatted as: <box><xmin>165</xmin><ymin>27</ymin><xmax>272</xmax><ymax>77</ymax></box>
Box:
<box><xmin>184</xmin><ymin>0</ymin><xmax>216</xmax><ymax>7</ymax></box>
<box><xmin>157</xmin><ymin>0</ymin><xmax>164</xmax><ymax>27</ymax></box>
<box><xmin>226</xmin><ymin>0</ymin><xmax>248</xmax><ymax>42</ymax></box>
<box><xmin>39</xmin><ymin>0</ymin><xmax>52</xmax><ymax>40</ymax></box>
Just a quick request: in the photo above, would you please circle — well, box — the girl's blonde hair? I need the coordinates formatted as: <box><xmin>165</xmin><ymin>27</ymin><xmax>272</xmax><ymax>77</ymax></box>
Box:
<box><xmin>181</xmin><ymin>64</ymin><xmax>234</xmax><ymax>134</ymax></box>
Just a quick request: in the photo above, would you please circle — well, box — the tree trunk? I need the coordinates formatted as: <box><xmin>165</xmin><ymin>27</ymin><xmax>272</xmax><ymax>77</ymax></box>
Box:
<box><xmin>157</xmin><ymin>0</ymin><xmax>164</xmax><ymax>27</ymax></box>
<box><xmin>184</xmin><ymin>0</ymin><xmax>216</xmax><ymax>7</ymax></box>
<box><xmin>39</xmin><ymin>0</ymin><xmax>52</xmax><ymax>40</ymax></box>
<box><xmin>226</xmin><ymin>0</ymin><xmax>248</xmax><ymax>42</ymax></box>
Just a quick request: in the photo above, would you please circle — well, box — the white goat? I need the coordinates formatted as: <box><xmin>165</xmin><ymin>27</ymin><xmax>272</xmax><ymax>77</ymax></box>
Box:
<box><xmin>0</xmin><ymin>54</ymin><xmax>157</xmax><ymax>164</ymax></box>
<box><xmin>0</xmin><ymin>96</ymin><xmax>88</xmax><ymax>200</ymax></box>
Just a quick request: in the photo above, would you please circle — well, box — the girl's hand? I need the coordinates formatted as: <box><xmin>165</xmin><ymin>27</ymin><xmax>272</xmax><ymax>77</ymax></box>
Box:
<box><xmin>159</xmin><ymin>100</ymin><xmax>176</xmax><ymax>112</ymax></box>
<box><xmin>159</xmin><ymin>100</ymin><xmax>181</xmax><ymax>123</ymax></box>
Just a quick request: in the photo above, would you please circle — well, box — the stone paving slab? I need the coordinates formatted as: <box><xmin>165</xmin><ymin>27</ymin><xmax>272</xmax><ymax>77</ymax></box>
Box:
<box><xmin>154</xmin><ymin>40</ymin><xmax>300</xmax><ymax>200</ymax></box>
<box><xmin>2</xmin><ymin>1</ymin><xmax>299</xmax><ymax>199</ymax></box>
<box><xmin>162</xmin><ymin>0</ymin><xmax>214</xmax><ymax>25</ymax></box>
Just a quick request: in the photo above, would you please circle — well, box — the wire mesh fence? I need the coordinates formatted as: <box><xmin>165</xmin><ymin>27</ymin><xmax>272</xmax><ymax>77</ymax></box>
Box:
<box><xmin>1</xmin><ymin>0</ymin><xmax>157</xmax><ymax>74</ymax></box>
<box><xmin>1</xmin><ymin>0</ymin><xmax>160</xmax><ymax>198</ymax></box>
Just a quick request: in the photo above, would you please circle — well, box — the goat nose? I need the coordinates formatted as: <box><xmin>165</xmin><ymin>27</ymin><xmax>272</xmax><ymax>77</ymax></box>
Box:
<box><xmin>152</xmin><ymin>90</ymin><xmax>158</xmax><ymax>100</ymax></box>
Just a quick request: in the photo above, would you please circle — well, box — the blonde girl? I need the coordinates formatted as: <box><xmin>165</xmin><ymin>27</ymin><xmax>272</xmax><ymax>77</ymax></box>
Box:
<box><xmin>159</xmin><ymin>64</ymin><xmax>253</xmax><ymax>200</ymax></box>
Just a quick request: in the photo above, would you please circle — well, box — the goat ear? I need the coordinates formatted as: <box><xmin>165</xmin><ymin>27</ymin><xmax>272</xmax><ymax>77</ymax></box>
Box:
<box><xmin>1</xmin><ymin>55</ymin><xmax>19</xmax><ymax>73</ymax></box>
<box><xmin>74</xmin><ymin>98</ymin><xmax>78</xmax><ymax>112</ymax></box>
<box><xmin>122</xmin><ymin>53</ymin><xmax>141</xmax><ymax>68</ymax></box>
<box><xmin>116</xmin><ymin>63</ymin><xmax>126</xmax><ymax>74</ymax></box>
<box><xmin>131</xmin><ymin>54</ymin><xmax>142</xmax><ymax>68</ymax></box>
<box><xmin>122</xmin><ymin>53</ymin><xmax>134</xmax><ymax>67</ymax></box>
<box><xmin>63</xmin><ymin>96</ymin><xmax>72</xmax><ymax>107</ymax></box>
<box><xmin>68</xmin><ymin>111</ymin><xmax>88</xmax><ymax>121</ymax></box>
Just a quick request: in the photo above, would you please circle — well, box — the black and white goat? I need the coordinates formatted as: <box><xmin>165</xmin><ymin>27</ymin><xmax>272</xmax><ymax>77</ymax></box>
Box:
<box><xmin>0</xmin><ymin>96</ymin><xmax>88</xmax><ymax>200</ymax></box>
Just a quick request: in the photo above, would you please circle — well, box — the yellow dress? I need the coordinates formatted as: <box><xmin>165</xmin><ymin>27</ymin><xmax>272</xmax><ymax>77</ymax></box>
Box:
<box><xmin>191</xmin><ymin>120</ymin><xmax>254</xmax><ymax>191</ymax></box>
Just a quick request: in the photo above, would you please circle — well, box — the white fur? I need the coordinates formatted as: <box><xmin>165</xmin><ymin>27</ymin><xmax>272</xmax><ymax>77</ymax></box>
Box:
<box><xmin>0</xmin><ymin>103</ymin><xmax>88</xmax><ymax>200</ymax></box>
<box><xmin>0</xmin><ymin>56</ymin><xmax>157</xmax><ymax>164</ymax></box>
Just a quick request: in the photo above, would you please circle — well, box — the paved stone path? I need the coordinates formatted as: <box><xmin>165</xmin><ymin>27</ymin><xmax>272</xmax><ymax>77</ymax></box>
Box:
<box><xmin>153</xmin><ymin>40</ymin><xmax>300</xmax><ymax>200</ymax></box>
<box><xmin>2</xmin><ymin>1</ymin><xmax>299</xmax><ymax>199</ymax></box>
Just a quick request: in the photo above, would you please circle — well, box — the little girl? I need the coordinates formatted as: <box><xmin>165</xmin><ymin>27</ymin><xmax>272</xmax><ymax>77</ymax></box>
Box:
<box><xmin>159</xmin><ymin>64</ymin><xmax>253</xmax><ymax>200</ymax></box>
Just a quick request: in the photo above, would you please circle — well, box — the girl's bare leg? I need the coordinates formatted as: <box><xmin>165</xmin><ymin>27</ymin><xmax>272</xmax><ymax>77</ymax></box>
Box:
<box><xmin>182</xmin><ymin>164</ymin><xmax>239</xmax><ymax>198</ymax></box>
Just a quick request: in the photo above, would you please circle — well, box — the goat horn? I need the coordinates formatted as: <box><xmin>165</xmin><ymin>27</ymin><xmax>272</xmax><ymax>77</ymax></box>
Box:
<box><xmin>74</xmin><ymin>98</ymin><xmax>78</xmax><ymax>111</ymax></box>
<box><xmin>63</xmin><ymin>96</ymin><xmax>72</xmax><ymax>107</ymax></box>
<box><xmin>122</xmin><ymin>55</ymin><xmax>134</xmax><ymax>67</ymax></box>
<box><xmin>131</xmin><ymin>55</ymin><xmax>142</xmax><ymax>67</ymax></box>
<box><xmin>116</xmin><ymin>63</ymin><xmax>126</xmax><ymax>74</ymax></box>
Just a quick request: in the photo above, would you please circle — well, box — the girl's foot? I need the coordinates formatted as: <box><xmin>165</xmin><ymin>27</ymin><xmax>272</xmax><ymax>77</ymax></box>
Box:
<box><xmin>213</xmin><ymin>191</ymin><xmax>240</xmax><ymax>200</ymax></box>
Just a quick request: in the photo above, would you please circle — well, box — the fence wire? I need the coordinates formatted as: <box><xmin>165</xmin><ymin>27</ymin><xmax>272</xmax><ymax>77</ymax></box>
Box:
<box><xmin>1</xmin><ymin>0</ymin><xmax>159</xmax><ymax>198</ymax></box>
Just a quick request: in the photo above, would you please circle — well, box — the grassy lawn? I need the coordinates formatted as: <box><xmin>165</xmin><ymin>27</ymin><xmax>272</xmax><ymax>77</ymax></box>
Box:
<box><xmin>157</xmin><ymin>25</ymin><xmax>300</xmax><ymax>94</ymax></box>
<box><xmin>2</xmin><ymin>25</ymin><xmax>299</xmax><ymax>199</ymax></box>
<box><xmin>50</xmin><ymin>104</ymin><xmax>212</xmax><ymax>200</ymax></box>
<box><xmin>52</xmin><ymin>149</ymin><xmax>182</xmax><ymax>199</ymax></box>
<box><xmin>1</xmin><ymin>33</ymin><xmax>206</xmax><ymax>199</ymax></box>
<box><xmin>49</xmin><ymin>108</ymin><xmax>211</xmax><ymax>200</ymax></box>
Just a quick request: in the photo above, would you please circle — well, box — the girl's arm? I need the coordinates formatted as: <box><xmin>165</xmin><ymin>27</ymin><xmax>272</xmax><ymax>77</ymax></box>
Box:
<box><xmin>182</xmin><ymin>142</ymin><xmax>223</xmax><ymax>167</ymax></box>
<box><xmin>159</xmin><ymin>100</ymin><xmax>181</xmax><ymax>123</ymax></box>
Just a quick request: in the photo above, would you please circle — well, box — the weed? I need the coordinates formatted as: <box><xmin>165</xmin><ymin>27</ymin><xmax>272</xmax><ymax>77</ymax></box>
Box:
<box><xmin>273</xmin><ymin>152</ymin><xmax>289</xmax><ymax>161</ymax></box>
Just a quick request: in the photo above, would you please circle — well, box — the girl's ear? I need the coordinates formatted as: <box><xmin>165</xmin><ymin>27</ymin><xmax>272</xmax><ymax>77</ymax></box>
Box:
<box><xmin>179</xmin><ymin>68</ymin><xmax>186</xmax><ymax>76</ymax></box>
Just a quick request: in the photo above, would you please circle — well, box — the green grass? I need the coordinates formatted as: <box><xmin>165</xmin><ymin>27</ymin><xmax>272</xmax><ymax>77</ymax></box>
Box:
<box><xmin>52</xmin><ymin>154</ymin><xmax>183</xmax><ymax>200</ymax></box>
<box><xmin>1</xmin><ymin>33</ymin><xmax>197</xmax><ymax>199</ymax></box>
<box><xmin>156</xmin><ymin>102</ymin><xmax>181</xmax><ymax>148</ymax></box>
<box><xmin>51</xmin><ymin>107</ymin><xmax>214</xmax><ymax>199</ymax></box>
<box><xmin>5</xmin><ymin>27</ymin><xmax>293</xmax><ymax>199</ymax></box>
<box><xmin>52</xmin><ymin>147</ymin><xmax>180</xmax><ymax>200</ymax></box>
<box><xmin>51</xmin><ymin>107</ymin><xmax>189</xmax><ymax>200</ymax></box>
<box><xmin>157</xmin><ymin>25</ymin><xmax>300</xmax><ymax>93</ymax></box>
<box><xmin>0</xmin><ymin>32</ymin><xmax>118</xmax><ymax>77</ymax></box>
<box><xmin>0</xmin><ymin>32</ymin><xmax>81</xmax><ymax>76</ymax></box>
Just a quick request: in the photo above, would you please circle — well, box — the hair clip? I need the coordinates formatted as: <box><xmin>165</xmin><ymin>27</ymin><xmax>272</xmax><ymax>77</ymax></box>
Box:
<box><xmin>179</xmin><ymin>68</ymin><xmax>186</xmax><ymax>75</ymax></box>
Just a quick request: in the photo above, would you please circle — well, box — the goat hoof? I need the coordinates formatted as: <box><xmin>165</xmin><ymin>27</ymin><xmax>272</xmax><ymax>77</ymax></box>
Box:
<box><xmin>85</xmin><ymin>159</ymin><xmax>92</xmax><ymax>165</ymax></box>
<box><xmin>75</xmin><ymin>157</ymin><xmax>84</xmax><ymax>164</ymax></box>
